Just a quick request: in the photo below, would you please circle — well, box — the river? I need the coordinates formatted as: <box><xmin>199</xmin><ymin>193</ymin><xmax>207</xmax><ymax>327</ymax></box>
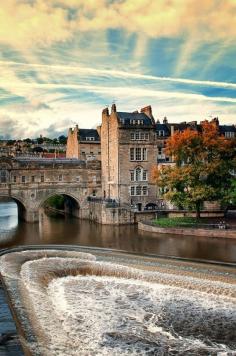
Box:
<box><xmin>0</xmin><ymin>201</ymin><xmax>236</xmax><ymax>263</ymax></box>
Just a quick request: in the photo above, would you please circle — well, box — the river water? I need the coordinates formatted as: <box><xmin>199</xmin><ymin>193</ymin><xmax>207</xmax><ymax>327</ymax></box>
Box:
<box><xmin>0</xmin><ymin>201</ymin><xmax>236</xmax><ymax>263</ymax></box>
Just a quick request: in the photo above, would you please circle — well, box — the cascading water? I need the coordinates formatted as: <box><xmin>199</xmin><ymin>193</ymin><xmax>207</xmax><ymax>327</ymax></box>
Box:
<box><xmin>0</xmin><ymin>249</ymin><xmax>235</xmax><ymax>355</ymax></box>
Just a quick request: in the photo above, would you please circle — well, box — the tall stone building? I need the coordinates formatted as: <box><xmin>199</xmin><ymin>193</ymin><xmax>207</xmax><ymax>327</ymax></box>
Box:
<box><xmin>101</xmin><ymin>104</ymin><xmax>158</xmax><ymax>210</ymax></box>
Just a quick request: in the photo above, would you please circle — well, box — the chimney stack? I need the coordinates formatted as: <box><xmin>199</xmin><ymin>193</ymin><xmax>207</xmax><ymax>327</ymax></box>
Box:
<box><xmin>140</xmin><ymin>105</ymin><xmax>152</xmax><ymax>118</ymax></box>
<box><xmin>111</xmin><ymin>103</ymin><xmax>116</xmax><ymax>112</ymax></box>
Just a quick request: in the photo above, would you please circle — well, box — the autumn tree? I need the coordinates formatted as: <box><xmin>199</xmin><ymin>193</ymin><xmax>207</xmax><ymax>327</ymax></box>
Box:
<box><xmin>152</xmin><ymin>122</ymin><xmax>236</xmax><ymax>218</ymax></box>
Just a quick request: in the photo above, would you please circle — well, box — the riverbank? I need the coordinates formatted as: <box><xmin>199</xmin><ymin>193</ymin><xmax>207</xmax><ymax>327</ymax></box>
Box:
<box><xmin>138</xmin><ymin>220</ymin><xmax>236</xmax><ymax>239</ymax></box>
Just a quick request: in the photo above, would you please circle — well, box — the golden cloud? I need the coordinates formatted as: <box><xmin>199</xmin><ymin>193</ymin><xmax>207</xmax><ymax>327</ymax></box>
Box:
<box><xmin>0</xmin><ymin>0</ymin><xmax>235</xmax><ymax>48</ymax></box>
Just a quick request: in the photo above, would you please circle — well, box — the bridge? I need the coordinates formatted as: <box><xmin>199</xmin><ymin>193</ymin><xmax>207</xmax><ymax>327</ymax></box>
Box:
<box><xmin>0</xmin><ymin>157</ymin><xmax>101</xmax><ymax>222</ymax></box>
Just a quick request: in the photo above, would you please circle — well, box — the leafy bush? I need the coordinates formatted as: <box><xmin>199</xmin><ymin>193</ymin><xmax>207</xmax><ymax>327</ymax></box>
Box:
<box><xmin>153</xmin><ymin>217</ymin><xmax>200</xmax><ymax>228</ymax></box>
<box><xmin>45</xmin><ymin>195</ymin><xmax>65</xmax><ymax>210</ymax></box>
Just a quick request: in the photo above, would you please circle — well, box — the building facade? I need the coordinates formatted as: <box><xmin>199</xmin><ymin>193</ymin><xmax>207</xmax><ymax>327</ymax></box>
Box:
<box><xmin>66</xmin><ymin>105</ymin><xmax>236</xmax><ymax>211</ymax></box>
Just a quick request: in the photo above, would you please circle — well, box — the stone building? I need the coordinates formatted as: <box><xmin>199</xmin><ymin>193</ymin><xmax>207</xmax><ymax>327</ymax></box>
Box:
<box><xmin>66</xmin><ymin>125</ymin><xmax>101</xmax><ymax>160</ymax></box>
<box><xmin>101</xmin><ymin>104</ymin><xmax>158</xmax><ymax>211</ymax></box>
<box><xmin>66</xmin><ymin>105</ymin><xmax>236</xmax><ymax>212</ymax></box>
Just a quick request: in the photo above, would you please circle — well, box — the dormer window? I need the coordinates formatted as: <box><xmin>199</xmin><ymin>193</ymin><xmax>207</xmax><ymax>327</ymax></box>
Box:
<box><xmin>120</xmin><ymin>119</ymin><xmax>125</xmax><ymax>124</ymax></box>
<box><xmin>157</xmin><ymin>130</ymin><xmax>165</xmax><ymax>137</ymax></box>
<box><xmin>86</xmin><ymin>137</ymin><xmax>95</xmax><ymax>141</ymax></box>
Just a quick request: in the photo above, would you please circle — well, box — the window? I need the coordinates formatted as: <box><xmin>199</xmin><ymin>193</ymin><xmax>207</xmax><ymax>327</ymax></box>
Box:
<box><xmin>31</xmin><ymin>176</ymin><xmax>35</xmax><ymax>183</ymax></box>
<box><xmin>86</xmin><ymin>137</ymin><xmax>95</xmax><ymax>141</ymax></box>
<box><xmin>130</xmin><ymin>171</ymin><xmax>134</xmax><ymax>181</ymax></box>
<box><xmin>130</xmin><ymin>132</ymin><xmax>149</xmax><ymax>141</ymax></box>
<box><xmin>130</xmin><ymin>167</ymin><xmax>148</xmax><ymax>181</ymax></box>
<box><xmin>90</xmin><ymin>151</ymin><xmax>94</xmax><ymax>154</ymax></box>
<box><xmin>13</xmin><ymin>176</ymin><xmax>17</xmax><ymax>183</ymax></box>
<box><xmin>135</xmin><ymin>167</ymin><xmax>142</xmax><ymax>181</ymax></box>
<box><xmin>136</xmin><ymin>148</ymin><xmax>142</xmax><ymax>160</ymax></box>
<box><xmin>130</xmin><ymin>186</ymin><xmax>135</xmax><ymax>196</ymax></box>
<box><xmin>22</xmin><ymin>176</ymin><xmax>25</xmax><ymax>183</ymax></box>
<box><xmin>130</xmin><ymin>148</ymin><xmax>147</xmax><ymax>161</ymax></box>
<box><xmin>0</xmin><ymin>169</ymin><xmax>8</xmax><ymax>183</ymax></box>
<box><xmin>158</xmin><ymin>147</ymin><xmax>162</xmax><ymax>155</ymax></box>
<box><xmin>59</xmin><ymin>174</ymin><xmax>62</xmax><ymax>181</ymax></box>
<box><xmin>136</xmin><ymin>186</ymin><xmax>142</xmax><ymax>195</ymax></box>
<box><xmin>120</xmin><ymin>119</ymin><xmax>125</xmax><ymax>125</ymax></box>
<box><xmin>143</xmin><ymin>186</ymin><xmax>148</xmax><ymax>195</ymax></box>
<box><xmin>130</xmin><ymin>185</ymin><xmax>149</xmax><ymax>196</ymax></box>
<box><xmin>225</xmin><ymin>132</ymin><xmax>235</xmax><ymax>138</ymax></box>
<box><xmin>143</xmin><ymin>170</ymin><xmax>147</xmax><ymax>181</ymax></box>
<box><xmin>143</xmin><ymin>148</ymin><xmax>147</xmax><ymax>160</ymax></box>
<box><xmin>41</xmin><ymin>175</ymin><xmax>44</xmax><ymax>182</ymax></box>
<box><xmin>76</xmin><ymin>176</ymin><xmax>80</xmax><ymax>182</ymax></box>
<box><xmin>157</xmin><ymin>130</ymin><xmax>165</xmax><ymax>137</ymax></box>
<box><xmin>130</xmin><ymin>148</ymin><xmax>134</xmax><ymax>161</ymax></box>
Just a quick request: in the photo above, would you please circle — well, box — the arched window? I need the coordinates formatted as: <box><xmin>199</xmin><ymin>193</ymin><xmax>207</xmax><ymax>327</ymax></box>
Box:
<box><xmin>130</xmin><ymin>167</ymin><xmax>148</xmax><ymax>182</ymax></box>
<box><xmin>135</xmin><ymin>167</ymin><xmax>142</xmax><ymax>181</ymax></box>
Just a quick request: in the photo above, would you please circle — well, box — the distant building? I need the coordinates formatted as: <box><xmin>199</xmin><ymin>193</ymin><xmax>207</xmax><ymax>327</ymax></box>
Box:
<box><xmin>66</xmin><ymin>125</ymin><xmax>101</xmax><ymax>160</ymax></box>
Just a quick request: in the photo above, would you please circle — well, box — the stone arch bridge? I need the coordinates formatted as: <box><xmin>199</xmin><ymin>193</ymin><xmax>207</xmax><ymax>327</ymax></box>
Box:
<box><xmin>0</xmin><ymin>157</ymin><xmax>101</xmax><ymax>222</ymax></box>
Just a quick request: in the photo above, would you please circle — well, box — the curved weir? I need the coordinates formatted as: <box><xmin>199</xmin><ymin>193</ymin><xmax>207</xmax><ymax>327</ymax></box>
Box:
<box><xmin>0</xmin><ymin>248</ymin><xmax>236</xmax><ymax>355</ymax></box>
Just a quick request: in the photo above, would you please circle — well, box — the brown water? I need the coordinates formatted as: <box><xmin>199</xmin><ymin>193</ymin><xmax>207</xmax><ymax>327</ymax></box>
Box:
<box><xmin>0</xmin><ymin>201</ymin><xmax>236</xmax><ymax>263</ymax></box>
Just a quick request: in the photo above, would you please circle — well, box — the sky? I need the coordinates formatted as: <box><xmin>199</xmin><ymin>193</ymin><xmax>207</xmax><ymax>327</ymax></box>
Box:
<box><xmin>0</xmin><ymin>0</ymin><xmax>235</xmax><ymax>139</ymax></box>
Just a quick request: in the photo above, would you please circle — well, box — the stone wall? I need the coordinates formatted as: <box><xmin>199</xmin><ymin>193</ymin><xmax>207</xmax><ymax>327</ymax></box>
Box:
<box><xmin>138</xmin><ymin>221</ymin><xmax>236</xmax><ymax>239</ymax></box>
<box><xmin>85</xmin><ymin>201</ymin><xmax>135</xmax><ymax>225</ymax></box>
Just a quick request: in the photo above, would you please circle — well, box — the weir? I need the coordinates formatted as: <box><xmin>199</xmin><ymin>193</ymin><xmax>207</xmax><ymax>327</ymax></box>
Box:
<box><xmin>0</xmin><ymin>247</ymin><xmax>235</xmax><ymax>355</ymax></box>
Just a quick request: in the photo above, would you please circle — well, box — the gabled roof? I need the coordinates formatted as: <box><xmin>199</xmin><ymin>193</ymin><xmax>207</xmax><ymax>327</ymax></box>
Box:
<box><xmin>117</xmin><ymin>112</ymin><xmax>154</xmax><ymax>126</ymax></box>
<box><xmin>78</xmin><ymin>129</ymin><xmax>100</xmax><ymax>142</ymax></box>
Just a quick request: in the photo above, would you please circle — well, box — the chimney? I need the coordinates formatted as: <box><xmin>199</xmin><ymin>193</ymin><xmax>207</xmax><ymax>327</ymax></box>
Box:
<box><xmin>102</xmin><ymin>107</ymin><xmax>109</xmax><ymax>116</ymax></box>
<box><xmin>96</xmin><ymin>125</ymin><xmax>101</xmax><ymax>138</ymax></box>
<box><xmin>140</xmin><ymin>105</ymin><xmax>152</xmax><ymax>118</ymax></box>
<box><xmin>111</xmin><ymin>103</ymin><xmax>116</xmax><ymax>112</ymax></box>
<box><xmin>163</xmin><ymin>117</ymin><xmax>168</xmax><ymax>124</ymax></box>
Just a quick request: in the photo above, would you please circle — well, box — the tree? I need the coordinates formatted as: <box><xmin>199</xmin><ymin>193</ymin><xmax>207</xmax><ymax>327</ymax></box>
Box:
<box><xmin>152</xmin><ymin>122</ymin><xmax>236</xmax><ymax>218</ymax></box>
<box><xmin>58</xmin><ymin>135</ymin><xmax>67</xmax><ymax>144</ymax></box>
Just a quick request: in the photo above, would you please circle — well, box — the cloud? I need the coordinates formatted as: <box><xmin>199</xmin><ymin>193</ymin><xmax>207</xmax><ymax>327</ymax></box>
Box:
<box><xmin>0</xmin><ymin>0</ymin><xmax>235</xmax><ymax>50</ymax></box>
<box><xmin>1</xmin><ymin>60</ymin><xmax>236</xmax><ymax>89</ymax></box>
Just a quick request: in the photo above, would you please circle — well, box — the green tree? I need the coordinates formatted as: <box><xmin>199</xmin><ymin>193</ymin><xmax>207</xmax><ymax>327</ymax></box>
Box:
<box><xmin>152</xmin><ymin>122</ymin><xmax>236</xmax><ymax>218</ymax></box>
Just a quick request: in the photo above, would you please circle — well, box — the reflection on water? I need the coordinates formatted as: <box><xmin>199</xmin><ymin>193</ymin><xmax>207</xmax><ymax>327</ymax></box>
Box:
<box><xmin>0</xmin><ymin>201</ymin><xmax>236</xmax><ymax>263</ymax></box>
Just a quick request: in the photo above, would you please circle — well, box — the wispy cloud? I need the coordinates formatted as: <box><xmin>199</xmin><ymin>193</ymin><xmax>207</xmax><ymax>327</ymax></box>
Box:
<box><xmin>1</xmin><ymin>60</ymin><xmax>236</xmax><ymax>89</ymax></box>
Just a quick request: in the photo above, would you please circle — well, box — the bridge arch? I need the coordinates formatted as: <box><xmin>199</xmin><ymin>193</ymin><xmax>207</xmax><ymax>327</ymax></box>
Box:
<box><xmin>38</xmin><ymin>191</ymin><xmax>81</xmax><ymax>218</ymax></box>
<box><xmin>0</xmin><ymin>194</ymin><xmax>28</xmax><ymax>222</ymax></box>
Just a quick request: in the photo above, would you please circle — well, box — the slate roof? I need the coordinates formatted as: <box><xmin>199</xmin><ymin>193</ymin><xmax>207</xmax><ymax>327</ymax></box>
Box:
<box><xmin>78</xmin><ymin>129</ymin><xmax>100</xmax><ymax>142</ymax></box>
<box><xmin>219</xmin><ymin>125</ymin><xmax>236</xmax><ymax>133</ymax></box>
<box><xmin>117</xmin><ymin>112</ymin><xmax>154</xmax><ymax>126</ymax></box>
<box><xmin>155</xmin><ymin>123</ymin><xmax>170</xmax><ymax>136</ymax></box>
